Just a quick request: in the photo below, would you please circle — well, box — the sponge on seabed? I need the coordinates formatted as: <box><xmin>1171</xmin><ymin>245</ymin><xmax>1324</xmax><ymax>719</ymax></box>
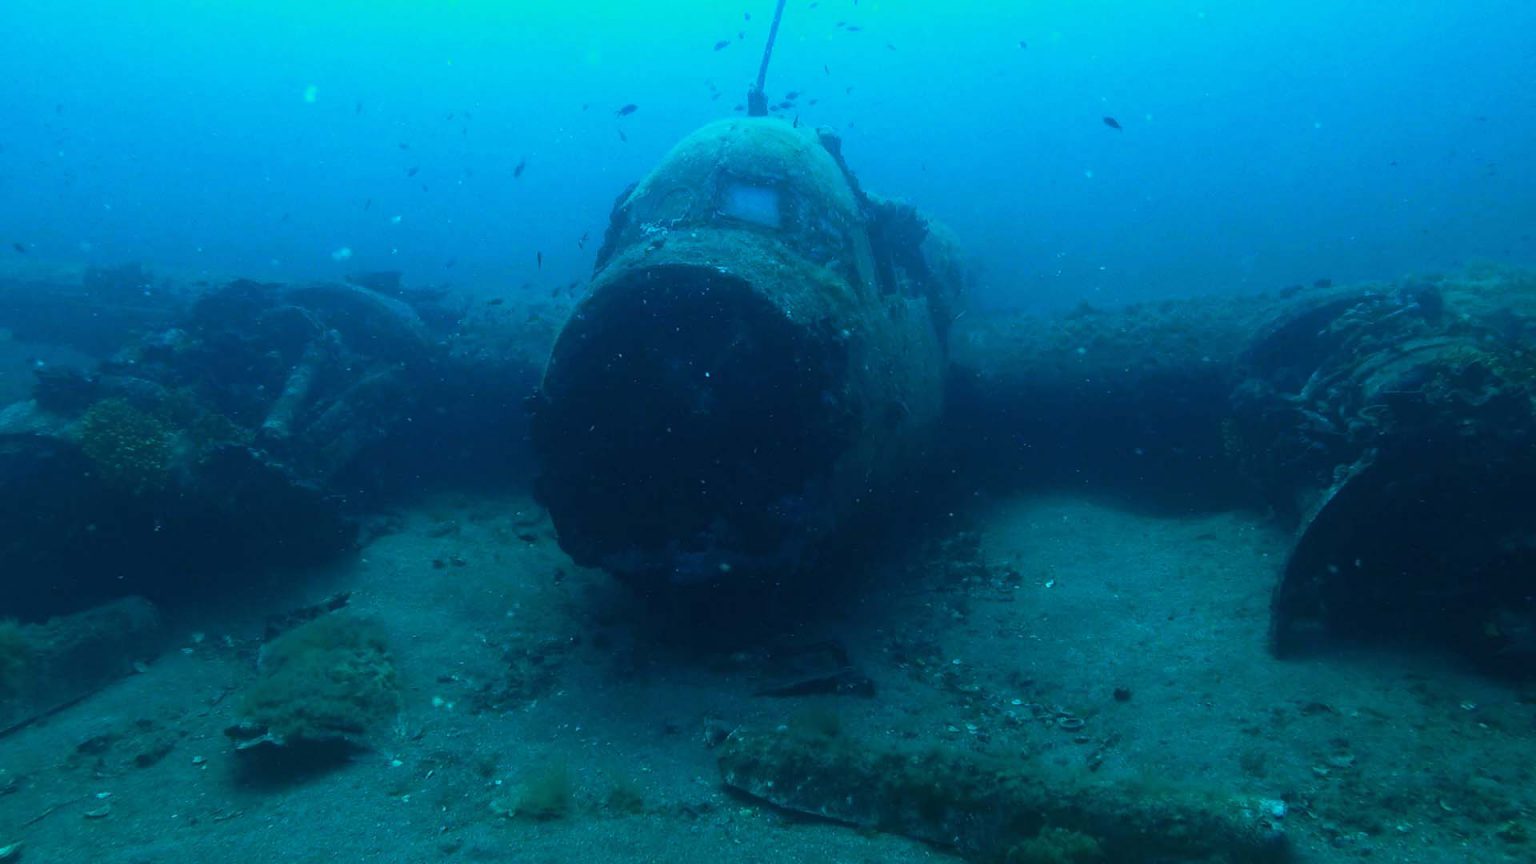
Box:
<box><xmin>240</xmin><ymin>612</ymin><xmax>400</xmax><ymax>743</ymax></box>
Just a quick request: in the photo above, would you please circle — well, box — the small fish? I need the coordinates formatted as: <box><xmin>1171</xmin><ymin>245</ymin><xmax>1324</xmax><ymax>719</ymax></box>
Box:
<box><xmin>846</xmin><ymin>25</ymin><xmax>862</xmax><ymax>32</ymax></box>
<box><xmin>616</xmin><ymin>103</ymin><xmax>638</xmax><ymax>117</ymax></box>
<box><xmin>1313</xmin><ymin>278</ymin><xmax>1333</xmax><ymax>289</ymax></box>
<box><xmin>363</xmin><ymin>198</ymin><xmax>373</xmax><ymax>210</ymax></box>
<box><xmin>744</xmin><ymin>12</ymin><xmax>751</xmax><ymax>20</ymax></box>
<box><xmin>1019</xmin><ymin>40</ymin><xmax>1028</xmax><ymax>49</ymax></box>
<box><xmin>537</xmin><ymin>251</ymin><xmax>543</xmax><ymax>270</ymax></box>
<box><xmin>792</xmin><ymin>115</ymin><xmax>801</xmax><ymax>128</ymax></box>
<box><xmin>823</xmin><ymin>64</ymin><xmax>830</xmax><ymax>75</ymax></box>
<box><xmin>577</xmin><ymin>231</ymin><xmax>589</xmax><ymax>250</ymax></box>
<box><xmin>714</xmin><ymin>40</ymin><xmax>730</xmax><ymax>51</ymax></box>
<box><xmin>407</xmin><ymin>165</ymin><xmax>420</xmax><ymax>177</ymax></box>
<box><xmin>11</xmin><ymin>242</ymin><xmax>27</xmax><ymax>254</ymax></box>
<box><xmin>514</xmin><ymin>158</ymin><xmax>527</xmax><ymax>178</ymax></box>
<box><xmin>785</xmin><ymin>91</ymin><xmax>799</xmax><ymax>100</ymax></box>
<box><xmin>444</xmin><ymin>258</ymin><xmax>457</xmax><ymax>269</ymax></box>
<box><xmin>354</xmin><ymin>100</ymin><xmax>364</xmax><ymax>114</ymax></box>
<box><xmin>618</xmin><ymin>128</ymin><xmax>628</xmax><ymax>142</ymax></box>
<box><xmin>1102</xmin><ymin>116</ymin><xmax>1122</xmax><ymax>130</ymax></box>
<box><xmin>488</xmin><ymin>297</ymin><xmax>505</xmax><ymax>305</ymax></box>
<box><xmin>886</xmin><ymin>43</ymin><xmax>897</xmax><ymax>50</ymax></box>
<box><xmin>733</xmin><ymin>104</ymin><xmax>745</xmax><ymax>112</ymax></box>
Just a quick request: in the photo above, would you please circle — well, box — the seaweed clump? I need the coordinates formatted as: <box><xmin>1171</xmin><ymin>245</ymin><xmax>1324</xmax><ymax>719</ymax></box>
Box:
<box><xmin>604</xmin><ymin>775</ymin><xmax>646</xmax><ymax>815</ymax></box>
<box><xmin>1007</xmin><ymin>827</ymin><xmax>1104</xmax><ymax>864</ymax></box>
<box><xmin>238</xmin><ymin>613</ymin><xmax>399</xmax><ymax>745</ymax></box>
<box><xmin>0</xmin><ymin>619</ymin><xmax>33</xmax><ymax>701</ymax></box>
<box><xmin>492</xmin><ymin>762</ymin><xmax>574</xmax><ymax>820</ymax></box>
<box><xmin>78</xmin><ymin>398</ymin><xmax>170</xmax><ymax>495</ymax></box>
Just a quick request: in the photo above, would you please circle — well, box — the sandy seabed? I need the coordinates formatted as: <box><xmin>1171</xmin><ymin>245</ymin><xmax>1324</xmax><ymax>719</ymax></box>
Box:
<box><xmin>1</xmin><ymin>489</ymin><xmax>1531</xmax><ymax>864</ymax></box>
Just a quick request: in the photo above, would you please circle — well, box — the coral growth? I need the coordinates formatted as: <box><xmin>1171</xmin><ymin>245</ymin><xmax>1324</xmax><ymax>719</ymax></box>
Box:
<box><xmin>78</xmin><ymin>398</ymin><xmax>170</xmax><ymax>495</ymax></box>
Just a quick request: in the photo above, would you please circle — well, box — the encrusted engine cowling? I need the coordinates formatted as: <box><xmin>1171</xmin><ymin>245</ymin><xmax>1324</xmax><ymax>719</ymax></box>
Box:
<box><xmin>1234</xmin><ymin>277</ymin><xmax>1536</xmax><ymax>671</ymax></box>
<box><xmin>531</xmin><ymin>118</ymin><xmax>962</xmax><ymax>587</ymax></box>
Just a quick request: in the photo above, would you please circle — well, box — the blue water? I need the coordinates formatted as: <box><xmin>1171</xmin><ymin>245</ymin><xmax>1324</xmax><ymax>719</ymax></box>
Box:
<box><xmin>1</xmin><ymin>0</ymin><xmax>1532</xmax><ymax>308</ymax></box>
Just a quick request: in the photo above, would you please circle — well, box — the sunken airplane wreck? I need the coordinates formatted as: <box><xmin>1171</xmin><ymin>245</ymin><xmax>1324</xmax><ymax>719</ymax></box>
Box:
<box><xmin>529</xmin><ymin>116</ymin><xmax>1536</xmax><ymax>679</ymax></box>
<box><xmin>530</xmin><ymin>117</ymin><xmax>965</xmax><ymax>589</ymax></box>
<box><xmin>0</xmin><ymin>119</ymin><xmax>1533</xmax><ymax>686</ymax></box>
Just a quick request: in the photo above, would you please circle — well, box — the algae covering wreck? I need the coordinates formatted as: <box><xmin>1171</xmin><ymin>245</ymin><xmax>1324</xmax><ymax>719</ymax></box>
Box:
<box><xmin>719</xmin><ymin>725</ymin><xmax>1289</xmax><ymax>863</ymax></box>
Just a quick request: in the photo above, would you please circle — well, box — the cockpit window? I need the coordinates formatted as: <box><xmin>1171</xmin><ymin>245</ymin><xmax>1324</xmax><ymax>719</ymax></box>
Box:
<box><xmin>718</xmin><ymin>182</ymin><xmax>782</xmax><ymax>229</ymax></box>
